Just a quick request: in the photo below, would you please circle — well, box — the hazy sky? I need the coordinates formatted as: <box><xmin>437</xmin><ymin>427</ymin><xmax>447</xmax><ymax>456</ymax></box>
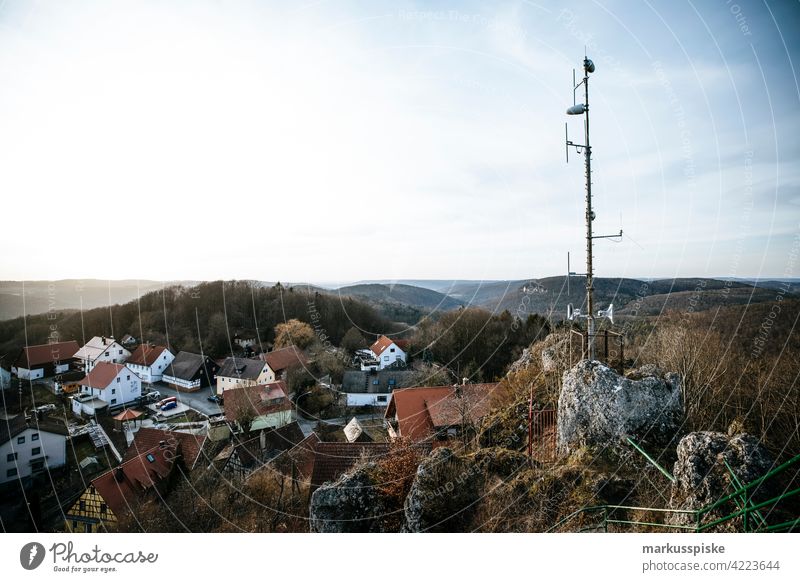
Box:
<box><xmin>1</xmin><ymin>0</ymin><xmax>798</xmax><ymax>283</ymax></box>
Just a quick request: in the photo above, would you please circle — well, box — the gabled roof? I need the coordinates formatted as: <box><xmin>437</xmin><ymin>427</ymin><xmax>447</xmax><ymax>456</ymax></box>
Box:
<box><xmin>224</xmin><ymin>381</ymin><xmax>291</xmax><ymax>424</ymax></box>
<box><xmin>310</xmin><ymin>442</ymin><xmax>390</xmax><ymax>489</ymax></box>
<box><xmin>91</xmin><ymin>442</ymin><xmax>179</xmax><ymax>517</ymax></box>
<box><xmin>127</xmin><ymin>345</ymin><xmax>170</xmax><ymax>367</ymax></box>
<box><xmin>1</xmin><ymin>415</ymin><xmax>69</xmax><ymax>445</ymax></box>
<box><xmin>216</xmin><ymin>357</ymin><xmax>266</xmax><ymax>380</ymax></box>
<box><xmin>385</xmin><ymin>383</ymin><xmax>501</xmax><ymax>442</ymax></box>
<box><xmin>73</xmin><ymin>336</ymin><xmax>124</xmax><ymax>362</ymax></box>
<box><xmin>113</xmin><ymin>409</ymin><xmax>143</xmax><ymax>421</ymax></box>
<box><xmin>370</xmin><ymin>335</ymin><xmax>405</xmax><ymax>357</ymax></box>
<box><xmin>343</xmin><ymin>417</ymin><xmax>372</xmax><ymax>443</ymax></box>
<box><xmin>78</xmin><ymin>362</ymin><xmax>130</xmax><ymax>389</ymax></box>
<box><xmin>123</xmin><ymin>427</ymin><xmax>206</xmax><ymax>470</ymax></box>
<box><xmin>263</xmin><ymin>345</ymin><xmax>307</xmax><ymax>373</ymax></box>
<box><xmin>230</xmin><ymin>422</ymin><xmax>306</xmax><ymax>470</ymax></box>
<box><xmin>15</xmin><ymin>341</ymin><xmax>80</xmax><ymax>368</ymax></box>
<box><xmin>164</xmin><ymin>351</ymin><xmax>214</xmax><ymax>381</ymax></box>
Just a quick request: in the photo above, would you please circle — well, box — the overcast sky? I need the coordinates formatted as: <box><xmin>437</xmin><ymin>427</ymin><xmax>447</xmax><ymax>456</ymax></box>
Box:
<box><xmin>1</xmin><ymin>0</ymin><xmax>798</xmax><ymax>283</ymax></box>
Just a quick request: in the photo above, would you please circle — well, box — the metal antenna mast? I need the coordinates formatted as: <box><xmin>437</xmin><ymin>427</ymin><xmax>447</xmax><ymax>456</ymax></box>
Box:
<box><xmin>565</xmin><ymin>56</ymin><xmax>621</xmax><ymax>361</ymax></box>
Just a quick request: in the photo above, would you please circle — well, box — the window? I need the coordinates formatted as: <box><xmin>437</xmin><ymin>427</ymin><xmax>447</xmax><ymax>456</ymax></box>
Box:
<box><xmin>32</xmin><ymin>447</ymin><xmax>41</xmax><ymax>456</ymax></box>
<box><xmin>116</xmin><ymin>377</ymin><xmax>120</xmax><ymax>383</ymax></box>
<box><xmin>32</xmin><ymin>433</ymin><xmax>39</xmax><ymax>441</ymax></box>
<box><xmin>79</xmin><ymin>500</ymin><xmax>85</xmax><ymax>511</ymax></box>
<box><xmin>376</xmin><ymin>395</ymin><xmax>387</xmax><ymax>403</ymax></box>
<box><xmin>6</xmin><ymin>453</ymin><xmax>17</xmax><ymax>462</ymax></box>
<box><xmin>105</xmin><ymin>351</ymin><xmax>109</xmax><ymax>356</ymax></box>
<box><xmin>111</xmin><ymin>389</ymin><xmax>116</xmax><ymax>395</ymax></box>
<box><xmin>383</xmin><ymin>356</ymin><xmax>389</xmax><ymax>361</ymax></box>
<box><xmin>17</xmin><ymin>436</ymin><xmax>25</xmax><ymax>444</ymax></box>
<box><xmin>390</xmin><ymin>348</ymin><xmax>395</xmax><ymax>353</ymax></box>
<box><xmin>111</xmin><ymin>399</ymin><xmax>117</xmax><ymax>404</ymax></box>
<box><xmin>7</xmin><ymin>468</ymin><xmax>17</xmax><ymax>477</ymax></box>
<box><xmin>100</xmin><ymin>503</ymin><xmax>107</xmax><ymax>515</ymax></box>
<box><xmin>118</xmin><ymin>350</ymin><xmax>122</xmax><ymax>355</ymax></box>
<box><xmin>146</xmin><ymin>453</ymin><xmax>155</xmax><ymax>463</ymax></box>
<box><xmin>372</xmin><ymin>379</ymin><xmax>380</xmax><ymax>385</ymax></box>
<box><xmin>31</xmin><ymin>460</ymin><xmax>44</xmax><ymax>472</ymax></box>
<box><xmin>388</xmin><ymin>378</ymin><xmax>396</xmax><ymax>386</ymax></box>
<box><xmin>126</xmin><ymin>375</ymin><xmax>130</xmax><ymax>380</ymax></box>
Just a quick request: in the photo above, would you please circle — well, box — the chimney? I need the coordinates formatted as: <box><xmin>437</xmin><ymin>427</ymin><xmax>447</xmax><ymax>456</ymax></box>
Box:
<box><xmin>114</xmin><ymin>467</ymin><xmax>124</xmax><ymax>482</ymax></box>
<box><xmin>159</xmin><ymin>440</ymin><xmax>166</xmax><ymax>448</ymax></box>
<box><xmin>101</xmin><ymin>336</ymin><xmax>106</xmax><ymax>345</ymax></box>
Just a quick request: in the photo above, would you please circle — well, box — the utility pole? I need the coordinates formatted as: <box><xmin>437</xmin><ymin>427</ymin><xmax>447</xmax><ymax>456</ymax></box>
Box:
<box><xmin>565</xmin><ymin>56</ymin><xmax>620</xmax><ymax>362</ymax></box>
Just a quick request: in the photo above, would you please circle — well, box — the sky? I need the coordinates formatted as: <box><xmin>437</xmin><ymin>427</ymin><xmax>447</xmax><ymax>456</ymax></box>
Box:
<box><xmin>0</xmin><ymin>0</ymin><xmax>798</xmax><ymax>283</ymax></box>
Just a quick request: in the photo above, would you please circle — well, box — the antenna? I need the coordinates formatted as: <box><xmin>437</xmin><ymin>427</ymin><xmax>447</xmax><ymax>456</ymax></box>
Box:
<box><xmin>564</xmin><ymin>56</ymin><xmax>621</xmax><ymax>361</ymax></box>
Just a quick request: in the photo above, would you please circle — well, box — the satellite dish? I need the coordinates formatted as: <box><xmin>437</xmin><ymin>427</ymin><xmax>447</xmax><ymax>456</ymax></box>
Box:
<box><xmin>567</xmin><ymin>303</ymin><xmax>574</xmax><ymax>320</ymax></box>
<box><xmin>566</xmin><ymin>103</ymin><xmax>586</xmax><ymax>115</ymax></box>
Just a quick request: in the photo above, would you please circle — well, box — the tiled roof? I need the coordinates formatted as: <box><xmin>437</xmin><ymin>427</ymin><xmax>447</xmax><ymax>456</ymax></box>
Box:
<box><xmin>224</xmin><ymin>381</ymin><xmax>291</xmax><ymax>423</ymax></box>
<box><xmin>310</xmin><ymin>442</ymin><xmax>390</xmax><ymax>489</ymax></box>
<box><xmin>262</xmin><ymin>345</ymin><xmax>307</xmax><ymax>373</ymax></box>
<box><xmin>73</xmin><ymin>336</ymin><xmax>122</xmax><ymax>362</ymax></box>
<box><xmin>91</xmin><ymin>442</ymin><xmax>179</xmax><ymax>517</ymax></box>
<box><xmin>385</xmin><ymin>383</ymin><xmax>501</xmax><ymax>442</ymax></box>
<box><xmin>127</xmin><ymin>345</ymin><xmax>170</xmax><ymax>367</ymax></box>
<box><xmin>15</xmin><ymin>341</ymin><xmax>80</xmax><ymax>368</ymax></box>
<box><xmin>123</xmin><ymin>427</ymin><xmax>206</xmax><ymax>469</ymax></box>
<box><xmin>231</xmin><ymin>422</ymin><xmax>306</xmax><ymax>469</ymax></box>
<box><xmin>78</xmin><ymin>362</ymin><xmax>130</xmax><ymax>390</ymax></box>
<box><xmin>164</xmin><ymin>351</ymin><xmax>210</xmax><ymax>381</ymax></box>
<box><xmin>216</xmin><ymin>357</ymin><xmax>266</xmax><ymax>381</ymax></box>
<box><xmin>369</xmin><ymin>335</ymin><xmax>397</xmax><ymax>357</ymax></box>
<box><xmin>0</xmin><ymin>415</ymin><xmax>68</xmax><ymax>445</ymax></box>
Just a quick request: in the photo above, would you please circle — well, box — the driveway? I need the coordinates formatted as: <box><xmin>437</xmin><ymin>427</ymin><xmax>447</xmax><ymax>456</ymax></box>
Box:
<box><xmin>146</xmin><ymin>382</ymin><xmax>223</xmax><ymax>417</ymax></box>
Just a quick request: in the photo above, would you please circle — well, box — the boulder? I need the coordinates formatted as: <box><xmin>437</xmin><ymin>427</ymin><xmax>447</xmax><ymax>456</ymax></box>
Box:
<box><xmin>404</xmin><ymin>448</ymin><xmax>484</xmax><ymax>532</ymax></box>
<box><xmin>669</xmin><ymin>431</ymin><xmax>774</xmax><ymax>526</ymax></box>
<box><xmin>309</xmin><ymin>464</ymin><xmax>388</xmax><ymax>533</ymax></box>
<box><xmin>557</xmin><ymin>360</ymin><xmax>682</xmax><ymax>456</ymax></box>
<box><xmin>540</xmin><ymin>335</ymin><xmax>569</xmax><ymax>373</ymax></box>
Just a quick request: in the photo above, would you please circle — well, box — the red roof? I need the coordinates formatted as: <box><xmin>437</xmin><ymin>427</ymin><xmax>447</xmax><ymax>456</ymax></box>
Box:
<box><xmin>224</xmin><ymin>381</ymin><xmax>292</xmax><ymax>424</ymax></box>
<box><xmin>370</xmin><ymin>335</ymin><xmax>399</xmax><ymax>357</ymax></box>
<box><xmin>127</xmin><ymin>344</ymin><xmax>170</xmax><ymax>367</ymax></box>
<box><xmin>310</xmin><ymin>442</ymin><xmax>390</xmax><ymax>489</ymax></box>
<box><xmin>78</xmin><ymin>362</ymin><xmax>129</xmax><ymax>389</ymax></box>
<box><xmin>91</xmin><ymin>442</ymin><xmax>179</xmax><ymax>517</ymax></box>
<box><xmin>15</xmin><ymin>341</ymin><xmax>80</xmax><ymax>368</ymax></box>
<box><xmin>113</xmin><ymin>409</ymin><xmax>143</xmax><ymax>421</ymax></box>
<box><xmin>385</xmin><ymin>383</ymin><xmax>501</xmax><ymax>442</ymax></box>
<box><xmin>263</xmin><ymin>345</ymin><xmax>307</xmax><ymax>373</ymax></box>
<box><xmin>123</xmin><ymin>427</ymin><xmax>207</xmax><ymax>470</ymax></box>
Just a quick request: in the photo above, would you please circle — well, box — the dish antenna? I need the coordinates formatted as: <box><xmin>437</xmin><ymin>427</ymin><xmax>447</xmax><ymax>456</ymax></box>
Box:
<box><xmin>564</xmin><ymin>56</ymin><xmax>622</xmax><ymax>360</ymax></box>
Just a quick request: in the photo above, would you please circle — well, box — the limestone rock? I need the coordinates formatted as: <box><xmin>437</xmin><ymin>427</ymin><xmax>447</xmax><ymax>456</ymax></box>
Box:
<box><xmin>309</xmin><ymin>463</ymin><xmax>387</xmax><ymax>533</ymax></box>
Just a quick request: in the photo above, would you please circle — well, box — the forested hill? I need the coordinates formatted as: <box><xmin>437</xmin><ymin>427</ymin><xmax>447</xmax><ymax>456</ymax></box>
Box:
<box><xmin>0</xmin><ymin>281</ymin><xmax>398</xmax><ymax>358</ymax></box>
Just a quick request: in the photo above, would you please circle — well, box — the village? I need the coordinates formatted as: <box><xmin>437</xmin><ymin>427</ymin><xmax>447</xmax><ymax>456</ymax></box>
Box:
<box><xmin>1</xmin><ymin>327</ymin><xmax>505</xmax><ymax>532</ymax></box>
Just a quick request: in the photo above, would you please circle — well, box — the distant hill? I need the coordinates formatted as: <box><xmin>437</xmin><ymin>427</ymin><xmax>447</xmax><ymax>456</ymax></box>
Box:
<box><xmin>334</xmin><ymin>283</ymin><xmax>464</xmax><ymax>324</ymax></box>
<box><xmin>0</xmin><ymin>280</ymin><xmax>197</xmax><ymax>321</ymax></box>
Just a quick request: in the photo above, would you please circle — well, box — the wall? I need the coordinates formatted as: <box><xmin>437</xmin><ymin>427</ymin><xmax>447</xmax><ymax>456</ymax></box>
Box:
<box><xmin>0</xmin><ymin>427</ymin><xmax>66</xmax><ymax>485</ymax></box>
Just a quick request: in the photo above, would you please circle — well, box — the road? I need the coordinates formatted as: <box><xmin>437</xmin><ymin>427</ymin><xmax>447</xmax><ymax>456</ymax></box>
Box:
<box><xmin>146</xmin><ymin>381</ymin><xmax>223</xmax><ymax>417</ymax></box>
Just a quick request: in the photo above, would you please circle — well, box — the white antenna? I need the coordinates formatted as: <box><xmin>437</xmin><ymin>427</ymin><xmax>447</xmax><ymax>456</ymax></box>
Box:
<box><xmin>564</xmin><ymin>56</ymin><xmax>622</xmax><ymax>360</ymax></box>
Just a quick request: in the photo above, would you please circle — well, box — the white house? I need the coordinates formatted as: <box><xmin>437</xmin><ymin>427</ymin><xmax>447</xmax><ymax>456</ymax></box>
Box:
<box><xmin>76</xmin><ymin>362</ymin><xmax>141</xmax><ymax>409</ymax></box>
<box><xmin>73</xmin><ymin>336</ymin><xmax>131</xmax><ymax>372</ymax></box>
<box><xmin>1</xmin><ymin>415</ymin><xmax>68</xmax><ymax>485</ymax></box>
<box><xmin>125</xmin><ymin>344</ymin><xmax>174</xmax><ymax>383</ymax></box>
<box><xmin>215</xmin><ymin>357</ymin><xmax>271</xmax><ymax>395</ymax></box>
<box><xmin>162</xmin><ymin>351</ymin><xmax>219</xmax><ymax>392</ymax></box>
<box><xmin>12</xmin><ymin>341</ymin><xmax>80</xmax><ymax>380</ymax></box>
<box><xmin>364</xmin><ymin>335</ymin><xmax>408</xmax><ymax>370</ymax></box>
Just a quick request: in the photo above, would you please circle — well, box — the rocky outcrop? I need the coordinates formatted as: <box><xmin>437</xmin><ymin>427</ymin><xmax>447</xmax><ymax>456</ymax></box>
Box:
<box><xmin>540</xmin><ymin>335</ymin><xmax>569</xmax><ymax>373</ymax></box>
<box><xmin>309</xmin><ymin>464</ymin><xmax>388</xmax><ymax>533</ymax></box>
<box><xmin>404</xmin><ymin>448</ymin><xmax>484</xmax><ymax>532</ymax></box>
<box><xmin>557</xmin><ymin>361</ymin><xmax>682</xmax><ymax>456</ymax></box>
<box><xmin>668</xmin><ymin>431</ymin><xmax>774</xmax><ymax>528</ymax></box>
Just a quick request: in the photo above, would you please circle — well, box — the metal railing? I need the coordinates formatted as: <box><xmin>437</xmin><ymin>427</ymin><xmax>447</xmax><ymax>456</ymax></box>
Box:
<box><xmin>568</xmin><ymin>328</ymin><xmax>624</xmax><ymax>371</ymax></box>
<box><xmin>547</xmin><ymin>451</ymin><xmax>800</xmax><ymax>533</ymax></box>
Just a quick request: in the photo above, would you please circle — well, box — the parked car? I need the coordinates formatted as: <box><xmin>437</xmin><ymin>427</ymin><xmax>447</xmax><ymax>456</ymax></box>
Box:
<box><xmin>156</xmin><ymin>396</ymin><xmax>177</xmax><ymax>408</ymax></box>
<box><xmin>207</xmin><ymin>394</ymin><xmax>223</xmax><ymax>405</ymax></box>
<box><xmin>160</xmin><ymin>401</ymin><xmax>178</xmax><ymax>412</ymax></box>
<box><xmin>145</xmin><ymin>391</ymin><xmax>161</xmax><ymax>402</ymax></box>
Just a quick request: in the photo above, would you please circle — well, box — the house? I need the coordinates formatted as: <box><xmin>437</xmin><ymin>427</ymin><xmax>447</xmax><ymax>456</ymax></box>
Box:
<box><xmin>215</xmin><ymin>357</ymin><xmax>271</xmax><ymax>395</ymax></box>
<box><xmin>340</xmin><ymin>369</ymin><xmax>416</xmax><ymax>407</ymax></box>
<box><xmin>162</xmin><ymin>351</ymin><xmax>219</xmax><ymax>392</ymax></box>
<box><xmin>260</xmin><ymin>345</ymin><xmax>308</xmax><ymax>386</ymax></box>
<box><xmin>73</xmin><ymin>336</ymin><xmax>131</xmax><ymax>372</ymax></box>
<box><xmin>233</xmin><ymin>330</ymin><xmax>258</xmax><ymax>349</ymax></box>
<box><xmin>125</xmin><ymin>344</ymin><xmax>174</xmax><ymax>383</ymax></box>
<box><xmin>123</xmin><ymin>427</ymin><xmax>207</xmax><ymax>471</ymax></box>
<box><xmin>384</xmin><ymin>383</ymin><xmax>501</xmax><ymax>444</ymax></box>
<box><xmin>75</xmin><ymin>362</ymin><xmax>142</xmax><ymax>411</ymax></box>
<box><xmin>218</xmin><ymin>422</ymin><xmax>305</xmax><ymax>479</ymax></box>
<box><xmin>362</xmin><ymin>335</ymin><xmax>408</xmax><ymax>371</ymax></box>
<box><xmin>1</xmin><ymin>414</ymin><xmax>68</xmax><ymax>486</ymax></box>
<box><xmin>11</xmin><ymin>340</ymin><xmax>80</xmax><ymax>380</ymax></box>
<box><xmin>120</xmin><ymin>334</ymin><xmax>137</xmax><ymax>347</ymax></box>
<box><xmin>64</xmin><ymin>440</ymin><xmax>179</xmax><ymax>532</ymax></box>
<box><xmin>224</xmin><ymin>381</ymin><xmax>293</xmax><ymax>432</ymax></box>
